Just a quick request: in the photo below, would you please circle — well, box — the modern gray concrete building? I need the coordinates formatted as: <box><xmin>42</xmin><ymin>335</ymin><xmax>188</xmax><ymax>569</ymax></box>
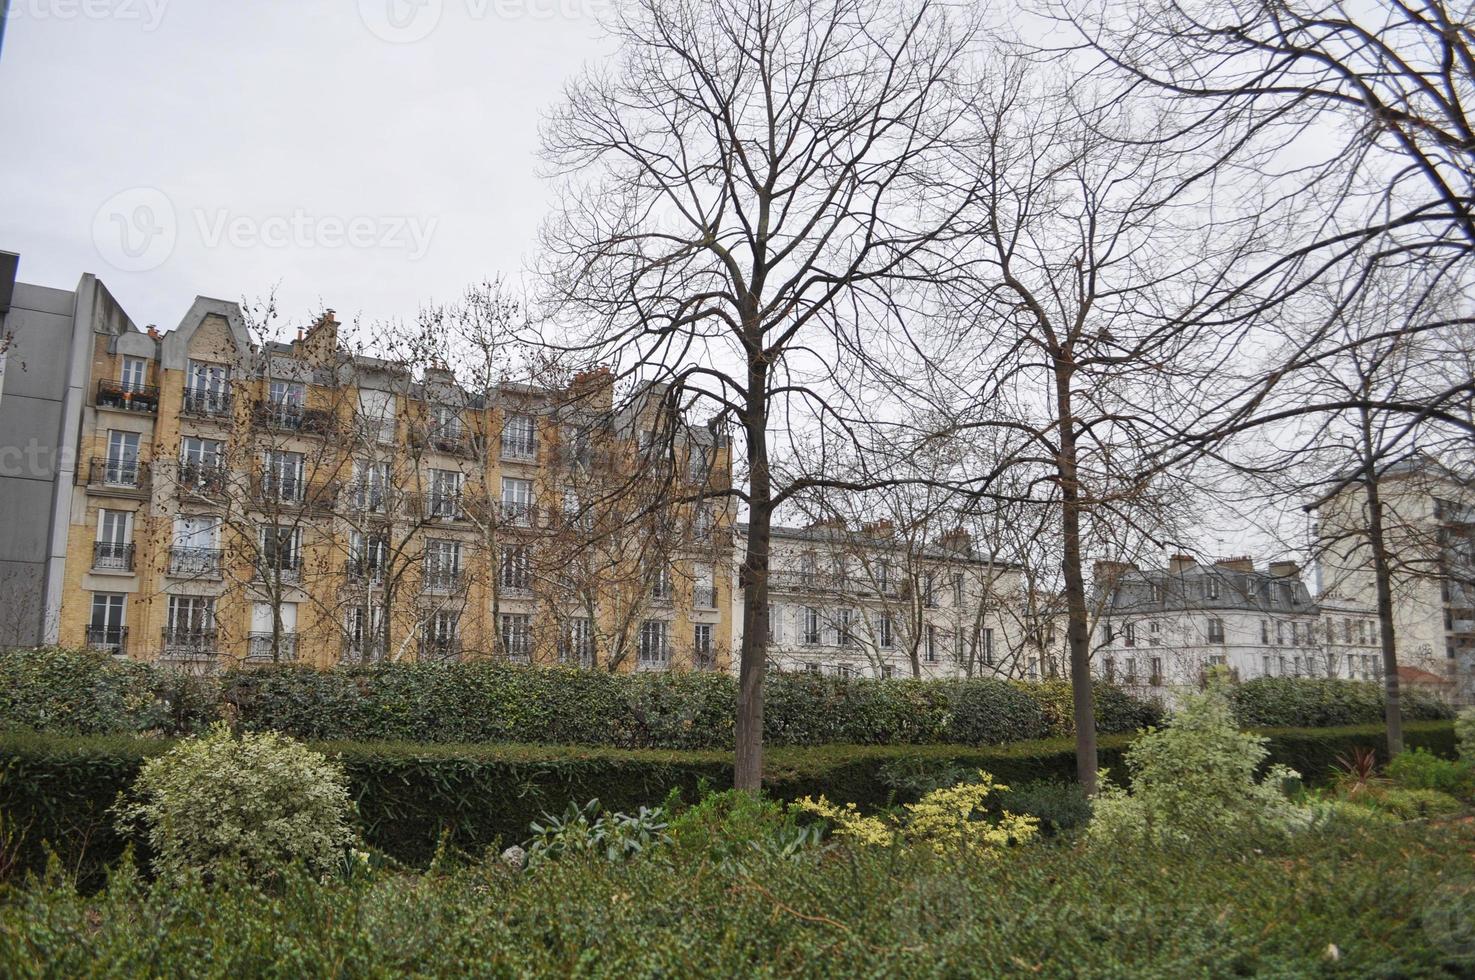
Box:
<box><xmin>0</xmin><ymin>253</ymin><xmax>138</xmax><ymax>645</ymax></box>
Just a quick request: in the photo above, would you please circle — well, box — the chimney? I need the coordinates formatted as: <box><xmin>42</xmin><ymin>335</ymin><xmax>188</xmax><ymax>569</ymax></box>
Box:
<box><xmin>1268</xmin><ymin>560</ymin><xmax>1301</xmax><ymax>579</ymax></box>
<box><xmin>1167</xmin><ymin>554</ymin><xmax>1196</xmax><ymax>574</ymax></box>
<box><xmin>936</xmin><ymin>527</ymin><xmax>972</xmax><ymax>555</ymax></box>
<box><xmin>568</xmin><ymin>365</ymin><xmax>614</xmax><ymax>411</ymax></box>
<box><xmin>862</xmin><ymin>518</ymin><xmax>894</xmax><ymax>538</ymax></box>
<box><xmin>1215</xmin><ymin>556</ymin><xmax>1254</xmax><ymax>574</ymax></box>
<box><xmin>146</xmin><ymin>324</ymin><xmax>160</xmax><ymax>340</ymax></box>
<box><xmin>806</xmin><ymin>516</ymin><xmax>846</xmax><ymax>532</ymax></box>
<box><xmin>1093</xmin><ymin>559</ymin><xmax>1136</xmax><ymax>584</ymax></box>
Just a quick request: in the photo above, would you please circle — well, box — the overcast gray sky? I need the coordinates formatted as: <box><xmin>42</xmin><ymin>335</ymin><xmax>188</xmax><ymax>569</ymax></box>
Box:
<box><xmin>0</xmin><ymin>0</ymin><xmax>613</xmax><ymax>332</ymax></box>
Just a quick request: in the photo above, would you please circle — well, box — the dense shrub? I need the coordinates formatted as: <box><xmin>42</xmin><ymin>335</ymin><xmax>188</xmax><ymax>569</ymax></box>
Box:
<box><xmin>3</xmin><ymin>819</ymin><xmax>1474</xmax><ymax>975</ymax></box>
<box><xmin>990</xmin><ymin>780</ymin><xmax>1092</xmax><ymax>836</ymax></box>
<box><xmin>113</xmin><ymin>724</ymin><xmax>355</xmax><ymax>884</ymax></box>
<box><xmin>1457</xmin><ymin>705</ymin><xmax>1475</xmax><ymax>760</ymax></box>
<box><xmin>1090</xmin><ymin>686</ymin><xmax>1305</xmax><ymax>847</ymax></box>
<box><xmin>0</xmin><ymin>648</ymin><xmax>170</xmax><ymax>735</ymax></box>
<box><xmin>0</xmin><ymin>722</ymin><xmax>1453</xmax><ymax>882</ymax></box>
<box><xmin>1386</xmin><ymin>747</ymin><xmax>1475</xmax><ymax>800</ymax></box>
<box><xmin>1356</xmin><ymin>786</ymin><xmax>1466</xmax><ymax>820</ymax></box>
<box><xmin>1229</xmin><ymin>676</ymin><xmax>1454</xmax><ymax>728</ymax></box>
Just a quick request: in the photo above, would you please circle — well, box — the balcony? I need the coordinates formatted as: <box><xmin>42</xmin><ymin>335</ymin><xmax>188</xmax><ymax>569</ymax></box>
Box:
<box><xmin>252</xmin><ymin>477</ymin><xmax>337</xmax><ymax>514</ymax></box>
<box><xmin>408</xmin><ymin>491</ymin><xmax>473</xmax><ymax>524</ymax></box>
<box><xmin>92</xmin><ymin>542</ymin><xmax>135</xmax><ymax>573</ymax></box>
<box><xmin>181</xmin><ymin>388</ymin><xmax>233</xmax><ymax>420</ymax></box>
<box><xmin>341</xmin><ymin>639</ymin><xmax>388</xmax><ymax>665</ymax></box>
<box><xmin>419</xmin><ymin>637</ymin><xmax>463</xmax><ymax>662</ymax></box>
<box><xmin>637</xmin><ymin>647</ymin><xmax>671</xmax><ymax>671</ymax></box>
<box><xmin>85</xmin><ymin>625</ymin><xmax>128</xmax><ymax>656</ymax></box>
<box><xmin>413</xmin><ymin>426</ymin><xmax>479</xmax><ymax>458</ymax></box>
<box><xmin>252</xmin><ymin>401</ymin><xmax>337</xmax><ymax>437</ymax></box>
<box><xmin>693</xmin><ymin>584</ymin><xmax>718</xmax><ymax>609</ymax></box>
<box><xmin>500</xmin><ymin>436</ymin><xmax>538</xmax><ymax>463</ymax></box>
<box><xmin>160</xmin><ymin>628</ymin><xmax>217</xmax><ymax>662</ymax></box>
<box><xmin>344</xmin><ymin>558</ymin><xmax>387</xmax><ymax>585</ymax></box>
<box><xmin>176</xmin><ymin>460</ymin><xmax>228</xmax><ymax>498</ymax></box>
<box><xmin>342</xmin><ymin>483</ymin><xmax>390</xmax><ymax>515</ymax></box>
<box><xmin>499</xmin><ymin>577</ymin><xmax>534</xmax><ymax>598</ymax></box>
<box><xmin>86</xmin><ymin>457</ymin><xmax>149</xmax><ymax>497</ymax></box>
<box><xmin>246</xmin><ymin>632</ymin><xmax>298</xmax><ymax>663</ymax></box>
<box><xmin>422</xmin><ymin>568</ymin><xmax>465</xmax><ymax>594</ymax></box>
<box><xmin>97</xmin><ymin>379</ymin><xmax>159</xmax><ymax>414</ymax></box>
<box><xmin>353</xmin><ymin>414</ymin><xmax>397</xmax><ymax>445</ymax></box>
<box><xmin>257</xmin><ymin>555</ymin><xmax>303</xmax><ymax>586</ymax></box>
<box><xmin>497</xmin><ymin>502</ymin><xmax>538</xmax><ymax>528</ymax></box>
<box><xmin>168</xmin><ymin>547</ymin><xmax>223</xmax><ymax>580</ymax></box>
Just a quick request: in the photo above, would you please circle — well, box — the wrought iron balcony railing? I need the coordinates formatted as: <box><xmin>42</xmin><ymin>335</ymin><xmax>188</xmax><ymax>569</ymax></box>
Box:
<box><xmin>168</xmin><ymin>547</ymin><xmax>223</xmax><ymax>579</ymax></box>
<box><xmin>86</xmin><ymin>457</ymin><xmax>149</xmax><ymax>495</ymax></box>
<box><xmin>181</xmin><ymin>388</ymin><xmax>233</xmax><ymax>419</ymax></box>
<box><xmin>160</xmin><ymin>628</ymin><xmax>217</xmax><ymax>660</ymax></box>
<box><xmin>97</xmin><ymin>379</ymin><xmax>159</xmax><ymax>413</ymax></box>
<box><xmin>92</xmin><ymin>541</ymin><xmax>135</xmax><ymax>572</ymax></box>
<box><xmin>246</xmin><ymin>632</ymin><xmax>298</xmax><ymax>662</ymax></box>
<box><xmin>85</xmin><ymin>625</ymin><xmax>128</xmax><ymax>656</ymax></box>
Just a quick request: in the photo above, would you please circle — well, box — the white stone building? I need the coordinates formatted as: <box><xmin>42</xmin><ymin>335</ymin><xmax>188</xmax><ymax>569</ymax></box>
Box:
<box><xmin>1093</xmin><ymin>555</ymin><xmax>1336</xmax><ymax>694</ymax></box>
<box><xmin>730</xmin><ymin>521</ymin><xmax>1028</xmax><ymax>679</ymax></box>
<box><xmin>1313</xmin><ymin>459</ymin><xmax>1475</xmax><ymax>702</ymax></box>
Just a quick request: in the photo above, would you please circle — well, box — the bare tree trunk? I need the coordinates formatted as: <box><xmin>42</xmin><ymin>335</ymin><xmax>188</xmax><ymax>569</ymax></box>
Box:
<box><xmin>1056</xmin><ymin>366</ymin><xmax>1098</xmax><ymax>793</ymax></box>
<box><xmin>1360</xmin><ymin>417</ymin><xmax>1404</xmax><ymax>756</ymax></box>
<box><xmin>736</xmin><ymin>375</ymin><xmax>771</xmax><ymax>791</ymax></box>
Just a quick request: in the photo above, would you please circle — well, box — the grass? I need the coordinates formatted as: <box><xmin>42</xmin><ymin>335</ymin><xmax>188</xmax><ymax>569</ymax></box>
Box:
<box><xmin>1</xmin><ymin>815</ymin><xmax>1472</xmax><ymax>977</ymax></box>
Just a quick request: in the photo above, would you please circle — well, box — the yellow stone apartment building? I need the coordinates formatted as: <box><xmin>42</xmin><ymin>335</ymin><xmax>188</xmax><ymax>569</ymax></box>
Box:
<box><xmin>39</xmin><ymin>286</ymin><xmax>733</xmax><ymax>672</ymax></box>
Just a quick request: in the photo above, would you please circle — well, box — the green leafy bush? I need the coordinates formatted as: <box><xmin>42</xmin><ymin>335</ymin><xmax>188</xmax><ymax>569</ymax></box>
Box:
<box><xmin>0</xmin><ymin>722</ymin><xmax>1454</xmax><ymax>882</ymax></box>
<box><xmin>1090</xmin><ymin>686</ymin><xmax>1305</xmax><ymax>847</ymax></box>
<box><xmin>1356</xmin><ymin>786</ymin><xmax>1465</xmax><ymax>820</ymax></box>
<box><xmin>1229</xmin><ymin>676</ymin><xmax>1454</xmax><ymax>728</ymax></box>
<box><xmin>1457</xmin><ymin>706</ymin><xmax>1475</xmax><ymax>760</ymax></box>
<box><xmin>990</xmin><ymin>780</ymin><xmax>1092</xmax><ymax>836</ymax></box>
<box><xmin>113</xmin><ymin>724</ymin><xmax>355</xmax><ymax>884</ymax></box>
<box><xmin>0</xmin><ymin>648</ymin><xmax>170</xmax><ymax>735</ymax></box>
<box><xmin>524</xmin><ymin>799</ymin><xmax>672</xmax><ymax>866</ymax></box>
<box><xmin>1386</xmin><ymin>748</ymin><xmax>1475</xmax><ymax>799</ymax></box>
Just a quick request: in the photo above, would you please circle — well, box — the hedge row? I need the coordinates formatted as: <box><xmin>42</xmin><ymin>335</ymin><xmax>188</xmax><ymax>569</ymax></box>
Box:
<box><xmin>1</xmin><ymin>647</ymin><xmax>1165</xmax><ymax>747</ymax></box>
<box><xmin>0</xmin><ymin>722</ymin><xmax>1455</xmax><ymax>882</ymax></box>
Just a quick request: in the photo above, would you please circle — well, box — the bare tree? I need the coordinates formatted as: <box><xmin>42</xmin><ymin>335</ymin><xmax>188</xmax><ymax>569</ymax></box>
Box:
<box><xmin>536</xmin><ymin>0</ymin><xmax>983</xmax><ymax>789</ymax></box>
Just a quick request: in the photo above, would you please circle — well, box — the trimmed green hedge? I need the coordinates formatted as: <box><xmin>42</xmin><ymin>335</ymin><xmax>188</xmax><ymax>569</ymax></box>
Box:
<box><xmin>0</xmin><ymin>721</ymin><xmax>1454</xmax><ymax>882</ymax></box>
<box><xmin>1229</xmin><ymin>676</ymin><xmax>1455</xmax><ymax>727</ymax></box>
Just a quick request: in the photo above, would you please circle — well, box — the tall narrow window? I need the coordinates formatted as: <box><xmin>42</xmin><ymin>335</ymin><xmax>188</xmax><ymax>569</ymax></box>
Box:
<box><xmin>104</xmin><ymin>431</ymin><xmax>140</xmax><ymax>486</ymax></box>
<box><xmin>501</xmin><ymin>477</ymin><xmax>533</xmax><ymax>525</ymax></box>
<box><xmin>638</xmin><ymin>620</ymin><xmax>669</xmax><ymax>668</ymax></box>
<box><xmin>802</xmin><ymin>607</ymin><xmax>821</xmax><ymax>646</ymax></box>
<box><xmin>981</xmin><ymin>627</ymin><xmax>995</xmax><ymax>666</ymax></box>
<box><xmin>94</xmin><ymin>510</ymin><xmax>132</xmax><ymax>571</ymax></box>
<box><xmin>499</xmin><ymin>613</ymin><xmax>531</xmax><ymax>661</ymax></box>
<box><xmin>878</xmin><ymin>612</ymin><xmax>894</xmax><ymax>649</ymax></box>
<box><xmin>693</xmin><ymin>623</ymin><xmax>714</xmax><ymax>668</ymax></box>
<box><xmin>501</xmin><ymin>413</ymin><xmax>537</xmax><ymax>459</ymax></box>
<box><xmin>88</xmin><ymin>593</ymin><xmax>126</xmax><ymax>654</ymax></box>
<box><xmin>120</xmin><ymin>356</ymin><xmax>148</xmax><ymax>392</ymax></box>
<box><xmin>500</xmin><ymin>544</ymin><xmax>532</xmax><ymax>594</ymax></box>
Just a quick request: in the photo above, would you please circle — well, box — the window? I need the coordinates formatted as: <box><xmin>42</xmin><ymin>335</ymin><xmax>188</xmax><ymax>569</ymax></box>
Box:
<box><xmin>350</xmin><ymin>459</ymin><xmax>390</xmax><ymax>512</ymax></box>
<box><xmin>170</xmin><ymin>517</ymin><xmax>220</xmax><ymax>577</ymax></box>
<box><xmin>1263</xmin><ymin>654</ymin><xmax>1274</xmax><ymax>676</ymax></box>
<box><xmin>923</xmin><ymin>572</ymin><xmax>937</xmax><ymax>609</ymax></box>
<box><xmin>248</xmin><ymin>601</ymin><xmax>298</xmax><ymax>661</ymax></box>
<box><xmin>693</xmin><ymin>623</ymin><xmax>714</xmax><ymax>668</ymax></box>
<box><xmin>262</xmin><ymin>450</ymin><xmax>304</xmax><ymax>502</ymax></box>
<box><xmin>259</xmin><ymin>526</ymin><xmax>302</xmax><ymax>581</ymax></box>
<box><xmin>766</xmin><ymin>603</ymin><xmax>782</xmax><ymax>644</ymax></box>
<box><xmin>692</xmin><ymin>504</ymin><xmax>714</xmax><ymax>541</ymax></box>
<box><xmin>424</xmin><ymin>539</ymin><xmax>463</xmax><ymax>592</ymax></box>
<box><xmin>499</xmin><ymin>613</ymin><xmax>531</xmax><ymax>661</ymax></box>
<box><xmin>428</xmin><ymin>468</ymin><xmax>464</xmax><ymax>519</ymax></box>
<box><xmin>650</xmin><ymin>564</ymin><xmax>673</xmax><ymax>601</ymax></box>
<box><xmin>357</xmin><ymin>389</ymin><xmax>395</xmax><ymax>443</ymax></box>
<box><xmin>425</xmin><ymin>611</ymin><xmax>461</xmax><ymax>660</ymax></box>
<box><xmin>179</xmin><ymin>436</ymin><xmax>224</xmax><ymax>491</ymax></box>
<box><xmin>1151</xmin><ymin>583</ymin><xmax>1165</xmax><ymax>603</ymax></box>
<box><xmin>981</xmin><ymin>627</ymin><xmax>995</xmax><ymax>666</ymax></box>
<box><xmin>348</xmin><ymin>531</ymin><xmax>387</xmax><ymax>581</ymax></box>
<box><xmin>88</xmin><ymin>593</ymin><xmax>126</xmax><ymax>654</ymax></box>
<box><xmin>1207</xmin><ymin>618</ymin><xmax>1225</xmax><ymax>644</ymax></box>
<box><xmin>1104</xmin><ymin>656</ymin><xmax>1116</xmax><ymax>683</ymax></box>
<box><xmin>692</xmin><ymin>563</ymin><xmax>716</xmax><ymax>608</ymax></box>
<box><xmin>499</xmin><ymin>544</ymin><xmax>532</xmax><ymax>594</ymax></box>
<box><xmin>1148</xmin><ymin>620</ymin><xmax>1161</xmax><ymax>645</ymax></box>
<box><xmin>501</xmin><ymin>477</ymin><xmax>533</xmax><ymax>525</ymax></box>
<box><xmin>1206</xmin><ymin>577</ymin><xmax>1221</xmax><ymax>600</ymax></box>
<box><xmin>1343</xmin><ymin>618</ymin><xmax>1354</xmax><ymax>644</ymax></box>
<box><xmin>430</xmin><ymin>404</ymin><xmax>462</xmax><ymax>441</ymax></box>
<box><xmin>881</xmin><ymin>665</ymin><xmax>895</xmax><ymax>680</ymax></box>
<box><xmin>561</xmin><ymin>617</ymin><xmax>595</xmax><ymax>667</ymax></box>
<box><xmin>836</xmin><ymin>608</ymin><xmax>855</xmax><ymax>647</ymax></box>
<box><xmin>119</xmin><ymin>356</ymin><xmax>148</xmax><ymax>393</ymax></box>
<box><xmin>103</xmin><ymin>430</ymin><xmax>141</xmax><ymax>485</ymax></box>
<box><xmin>1292</xmin><ymin>655</ymin><xmax>1303</xmax><ymax>677</ymax></box>
<box><xmin>94</xmin><ymin>510</ymin><xmax>132</xmax><ymax>570</ymax></box>
<box><xmin>877</xmin><ymin>563</ymin><xmax>893</xmax><ymax>595</ymax></box>
<box><xmin>925</xmin><ymin>625</ymin><xmax>939</xmax><ymax>663</ymax></box>
<box><xmin>802</xmin><ymin>607</ymin><xmax>821</xmax><ymax>646</ymax></box>
<box><xmin>952</xmin><ymin>573</ymin><xmax>964</xmax><ymax>606</ymax></box>
<box><xmin>1123</xmin><ymin>622</ymin><xmax>1137</xmax><ymax>648</ymax></box>
<box><xmin>878</xmin><ymin>612</ymin><xmax>894</xmax><ymax>649</ymax></box>
<box><xmin>185</xmin><ymin>360</ymin><xmax>231</xmax><ymax>414</ymax></box>
<box><xmin>1276</xmin><ymin>621</ymin><xmax>1285</xmax><ymax>645</ymax></box>
<box><xmin>638</xmin><ymin>620</ymin><xmax>669</xmax><ymax>668</ymax></box>
<box><xmin>345</xmin><ymin>607</ymin><xmax>386</xmax><ymax>662</ymax></box>
<box><xmin>1260</xmin><ymin>620</ymin><xmax>1270</xmax><ymax>644</ymax></box>
<box><xmin>165</xmin><ymin>595</ymin><xmax>215</xmax><ymax>641</ymax></box>
<box><xmin>1150</xmin><ymin>656</ymin><xmax>1163</xmax><ymax>685</ymax></box>
<box><xmin>267</xmin><ymin>379</ymin><xmax>305</xmax><ymax>424</ymax></box>
<box><xmin>501</xmin><ymin>413</ymin><xmax>537</xmax><ymax>459</ymax></box>
<box><xmin>1358</xmin><ymin>619</ymin><xmax>1370</xmax><ymax>646</ymax></box>
<box><xmin>1124</xmin><ymin>657</ymin><xmax>1137</xmax><ymax>683</ymax></box>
